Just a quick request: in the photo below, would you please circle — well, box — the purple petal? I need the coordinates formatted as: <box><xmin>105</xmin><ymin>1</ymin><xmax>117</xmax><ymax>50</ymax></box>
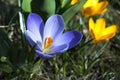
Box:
<box><xmin>27</xmin><ymin>13</ymin><xmax>44</xmax><ymax>43</ymax></box>
<box><xmin>50</xmin><ymin>44</ymin><xmax>68</xmax><ymax>55</ymax></box>
<box><xmin>35</xmin><ymin>41</ymin><xmax>42</xmax><ymax>51</ymax></box>
<box><xmin>68</xmin><ymin>31</ymin><xmax>83</xmax><ymax>49</ymax></box>
<box><xmin>26</xmin><ymin>30</ymin><xmax>38</xmax><ymax>46</ymax></box>
<box><xmin>53</xmin><ymin>31</ymin><xmax>83</xmax><ymax>49</ymax></box>
<box><xmin>44</xmin><ymin>15</ymin><xmax>64</xmax><ymax>40</ymax></box>
<box><xmin>35</xmin><ymin>50</ymin><xmax>53</xmax><ymax>59</ymax></box>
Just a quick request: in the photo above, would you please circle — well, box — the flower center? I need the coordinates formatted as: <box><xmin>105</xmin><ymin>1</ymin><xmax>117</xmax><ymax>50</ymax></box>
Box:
<box><xmin>44</xmin><ymin>37</ymin><xmax>53</xmax><ymax>49</ymax></box>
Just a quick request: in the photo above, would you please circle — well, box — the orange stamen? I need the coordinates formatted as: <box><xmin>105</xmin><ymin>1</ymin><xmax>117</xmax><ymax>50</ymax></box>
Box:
<box><xmin>44</xmin><ymin>37</ymin><xmax>53</xmax><ymax>49</ymax></box>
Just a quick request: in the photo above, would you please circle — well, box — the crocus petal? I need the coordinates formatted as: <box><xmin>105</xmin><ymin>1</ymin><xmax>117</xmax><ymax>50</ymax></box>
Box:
<box><xmin>53</xmin><ymin>31</ymin><xmax>83</xmax><ymax>49</ymax></box>
<box><xmin>83</xmin><ymin>0</ymin><xmax>98</xmax><ymax>8</ymax></box>
<box><xmin>84</xmin><ymin>1</ymin><xmax>108</xmax><ymax>17</ymax></box>
<box><xmin>89</xmin><ymin>18</ymin><xmax>95</xmax><ymax>39</ymax></box>
<box><xmin>50</xmin><ymin>44</ymin><xmax>68</xmax><ymax>55</ymax></box>
<box><xmin>89</xmin><ymin>18</ymin><xmax>95</xmax><ymax>31</ymax></box>
<box><xmin>35</xmin><ymin>50</ymin><xmax>53</xmax><ymax>59</ymax></box>
<box><xmin>95</xmin><ymin>18</ymin><xmax>105</xmax><ymax>36</ymax></box>
<box><xmin>100</xmin><ymin>25</ymin><xmax>117</xmax><ymax>40</ymax></box>
<box><xmin>82</xmin><ymin>0</ymin><xmax>108</xmax><ymax>17</ymax></box>
<box><xmin>44</xmin><ymin>15</ymin><xmax>64</xmax><ymax>40</ymax></box>
<box><xmin>26</xmin><ymin>30</ymin><xmax>38</xmax><ymax>46</ymax></box>
<box><xmin>27</xmin><ymin>13</ymin><xmax>44</xmax><ymax>43</ymax></box>
<box><xmin>70</xmin><ymin>0</ymin><xmax>79</xmax><ymax>5</ymax></box>
<box><xmin>66</xmin><ymin>31</ymin><xmax>83</xmax><ymax>49</ymax></box>
<box><xmin>89</xmin><ymin>17</ymin><xmax>118</xmax><ymax>43</ymax></box>
<box><xmin>82</xmin><ymin>7</ymin><xmax>95</xmax><ymax>17</ymax></box>
<box><xmin>35</xmin><ymin>41</ymin><xmax>42</xmax><ymax>51</ymax></box>
<box><xmin>104</xmin><ymin>25</ymin><xmax>117</xmax><ymax>35</ymax></box>
<box><xmin>94</xmin><ymin>1</ymin><xmax>108</xmax><ymax>14</ymax></box>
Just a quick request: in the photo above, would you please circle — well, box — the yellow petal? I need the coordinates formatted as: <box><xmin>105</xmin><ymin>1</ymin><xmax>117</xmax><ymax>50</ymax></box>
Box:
<box><xmin>82</xmin><ymin>7</ymin><xmax>95</xmax><ymax>17</ymax></box>
<box><xmin>100</xmin><ymin>8</ymin><xmax>107</xmax><ymax>14</ymax></box>
<box><xmin>89</xmin><ymin>18</ymin><xmax>95</xmax><ymax>38</ymax></box>
<box><xmin>100</xmin><ymin>25</ymin><xmax>117</xmax><ymax>41</ymax></box>
<box><xmin>83</xmin><ymin>0</ymin><xmax>98</xmax><ymax>8</ymax></box>
<box><xmin>93</xmin><ymin>1</ymin><xmax>108</xmax><ymax>14</ymax></box>
<box><xmin>89</xmin><ymin>18</ymin><xmax>118</xmax><ymax>43</ymax></box>
<box><xmin>82</xmin><ymin>1</ymin><xmax>108</xmax><ymax>17</ymax></box>
<box><xmin>89</xmin><ymin>18</ymin><xmax>95</xmax><ymax>30</ymax></box>
<box><xmin>94</xmin><ymin>18</ymin><xmax>105</xmax><ymax>39</ymax></box>
<box><xmin>70</xmin><ymin>0</ymin><xmax>79</xmax><ymax>5</ymax></box>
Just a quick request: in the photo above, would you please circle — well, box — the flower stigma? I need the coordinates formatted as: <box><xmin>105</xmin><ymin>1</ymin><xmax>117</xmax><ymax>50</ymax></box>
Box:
<box><xmin>43</xmin><ymin>37</ymin><xmax>53</xmax><ymax>54</ymax></box>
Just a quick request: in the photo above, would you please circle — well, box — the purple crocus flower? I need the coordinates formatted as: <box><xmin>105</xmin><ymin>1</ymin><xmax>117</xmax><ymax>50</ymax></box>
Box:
<box><xmin>26</xmin><ymin>13</ymin><xmax>83</xmax><ymax>59</ymax></box>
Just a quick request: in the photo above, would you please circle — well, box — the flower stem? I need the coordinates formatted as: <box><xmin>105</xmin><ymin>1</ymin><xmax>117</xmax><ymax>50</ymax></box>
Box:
<box><xmin>18</xmin><ymin>0</ymin><xmax>26</xmax><ymax>46</ymax></box>
<box><xmin>53</xmin><ymin>57</ymin><xmax>59</xmax><ymax>80</ymax></box>
<box><xmin>63</xmin><ymin>62</ymin><xmax>66</xmax><ymax>78</ymax></box>
<box><xmin>62</xmin><ymin>53</ymin><xmax>67</xmax><ymax>79</ymax></box>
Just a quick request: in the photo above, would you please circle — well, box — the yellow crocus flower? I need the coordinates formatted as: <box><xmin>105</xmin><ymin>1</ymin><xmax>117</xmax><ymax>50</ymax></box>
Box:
<box><xmin>82</xmin><ymin>0</ymin><xmax>108</xmax><ymax>17</ymax></box>
<box><xmin>89</xmin><ymin>18</ymin><xmax>117</xmax><ymax>43</ymax></box>
<box><xmin>70</xmin><ymin>0</ymin><xmax>79</xmax><ymax>5</ymax></box>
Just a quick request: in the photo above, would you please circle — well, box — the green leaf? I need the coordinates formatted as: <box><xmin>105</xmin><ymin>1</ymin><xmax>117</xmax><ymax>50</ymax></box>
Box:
<box><xmin>32</xmin><ymin>59</ymin><xmax>44</xmax><ymax>74</ymax></box>
<box><xmin>31</xmin><ymin>0</ymin><xmax>55</xmax><ymax>19</ymax></box>
<box><xmin>61</xmin><ymin>0</ymin><xmax>71</xmax><ymax>8</ymax></box>
<box><xmin>62</xmin><ymin>0</ymin><xmax>87</xmax><ymax>27</ymax></box>
<box><xmin>92</xmin><ymin>43</ymin><xmax>108</xmax><ymax>61</ymax></box>
<box><xmin>42</xmin><ymin>0</ymin><xmax>55</xmax><ymax>16</ymax></box>
<box><xmin>22</xmin><ymin>0</ymin><xmax>31</xmax><ymax>12</ymax></box>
